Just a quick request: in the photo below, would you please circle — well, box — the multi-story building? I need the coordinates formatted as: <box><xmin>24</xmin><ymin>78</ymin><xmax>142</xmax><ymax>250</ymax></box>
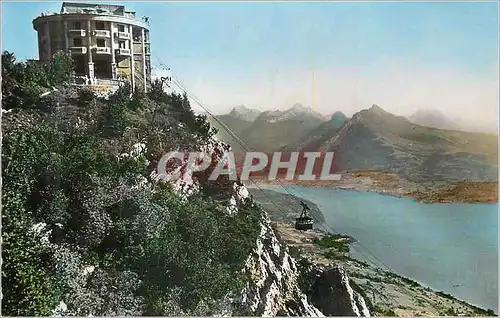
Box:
<box><xmin>33</xmin><ymin>2</ymin><xmax>151</xmax><ymax>92</ymax></box>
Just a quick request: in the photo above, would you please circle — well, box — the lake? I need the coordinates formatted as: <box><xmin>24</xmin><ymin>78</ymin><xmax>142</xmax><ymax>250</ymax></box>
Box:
<box><xmin>257</xmin><ymin>185</ymin><xmax>498</xmax><ymax>311</ymax></box>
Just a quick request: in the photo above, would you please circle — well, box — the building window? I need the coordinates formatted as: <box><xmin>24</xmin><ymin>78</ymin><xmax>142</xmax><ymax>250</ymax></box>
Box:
<box><xmin>73</xmin><ymin>55</ymin><xmax>86</xmax><ymax>75</ymax></box>
<box><xmin>132</xmin><ymin>28</ymin><xmax>141</xmax><ymax>42</ymax></box>
<box><xmin>96</xmin><ymin>39</ymin><xmax>105</xmax><ymax>47</ymax></box>
<box><xmin>118</xmin><ymin>24</ymin><xmax>125</xmax><ymax>32</ymax></box>
<box><xmin>119</xmin><ymin>40</ymin><xmax>126</xmax><ymax>49</ymax></box>
<box><xmin>73</xmin><ymin>37</ymin><xmax>82</xmax><ymax>46</ymax></box>
<box><xmin>95</xmin><ymin>21</ymin><xmax>105</xmax><ymax>30</ymax></box>
<box><xmin>72</xmin><ymin>21</ymin><xmax>81</xmax><ymax>29</ymax></box>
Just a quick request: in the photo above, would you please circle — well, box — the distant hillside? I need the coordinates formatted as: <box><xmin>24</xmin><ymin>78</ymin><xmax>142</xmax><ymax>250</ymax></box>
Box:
<box><xmin>228</xmin><ymin>105</ymin><xmax>261</xmax><ymax>121</ymax></box>
<box><xmin>211</xmin><ymin>103</ymin><xmax>328</xmax><ymax>153</ymax></box>
<box><xmin>208</xmin><ymin>114</ymin><xmax>254</xmax><ymax>152</ymax></box>
<box><xmin>314</xmin><ymin>105</ymin><xmax>498</xmax><ymax>183</ymax></box>
<box><xmin>408</xmin><ymin>109</ymin><xmax>458</xmax><ymax>131</ymax></box>
<box><xmin>281</xmin><ymin>111</ymin><xmax>348</xmax><ymax>152</ymax></box>
<box><xmin>409</xmin><ymin>109</ymin><xmax>498</xmax><ymax>134</ymax></box>
<box><xmin>211</xmin><ymin>103</ymin><xmax>497</xmax><ymax>184</ymax></box>
<box><xmin>240</xmin><ymin>114</ymin><xmax>324</xmax><ymax>152</ymax></box>
<box><xmin>255</xmin><ymin>103</ymin><xmax>326</xmax><ymax>122</ymax></box>
<box><xmin>330</xmin><ymin>111</ymin><xmax>347</xmax><ymax>125</ymax></box>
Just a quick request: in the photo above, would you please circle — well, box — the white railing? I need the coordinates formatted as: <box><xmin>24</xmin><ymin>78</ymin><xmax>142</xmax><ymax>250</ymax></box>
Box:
<box><xmin>58</xmin><ymin>10</ymin><xmax>141</xmax><ymax>24</ymax></box>
<box><xmin>68</xmin><ymin>29</ymin><xmax>86</xmax><ymax>37</ymax></box>
<box><xmin>94</xmin><ymin>30</ymin><xmax>110</xmax><ymax>37</ymax></box>
<box><xmin>93</xmin><ymin>47</ymin><xmax>111</xmax><ymax>54</ymax></box>
<box><xmin>94</xmin><ymin>78</ymin><xmax>123</xmax><ymax>86</ymax></box>
<box><xmin>72</xmin><ymin>76</ymin><xmax>126</xmax><ymax>87</ymax></box>
<box><xmin>69</xmin><ymin>46</ymin><xmax>87</xmax><ymax>54</ymax></box>
<box><xmin>116</xmin><ymin>32</ymin><xmax>130</xmax><ymax>39</ymax></box>
<box><xmin>115</xmin><ymin>48</ymin><xmax>131</xmax><ymax>55</ymax></box>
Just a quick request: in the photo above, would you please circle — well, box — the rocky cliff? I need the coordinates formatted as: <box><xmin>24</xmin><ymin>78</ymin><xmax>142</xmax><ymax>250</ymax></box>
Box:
<box><xmin>240</xmin><ymin>210</ymin><xmax>370</xmax><ymax>317</ymax></box>
<box><xmin>170</xmin><ymin>135</ymin><xmax>371</xmax><ymax>317</ymax></box>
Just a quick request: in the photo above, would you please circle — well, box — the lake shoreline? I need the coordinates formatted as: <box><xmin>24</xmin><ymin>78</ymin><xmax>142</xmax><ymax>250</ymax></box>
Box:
<box><xmin>250</xmin><ymin>188</ymin><xmax>497</xmax><ymax>316</ymax></box>
<box><xmin>274</xmin><ymin>221</ymin><xmax>495</xmax><ymax>317</ymax></box>
<box><xmin>246</xmin><ymin>170</ymin><xmax>498</xmax><ymax>204</ymax></box>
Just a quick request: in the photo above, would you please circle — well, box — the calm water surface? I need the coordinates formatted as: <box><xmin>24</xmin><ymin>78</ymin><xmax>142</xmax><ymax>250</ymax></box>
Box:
<box><xmin>259</xmin><ymin>185</ymin><xmax>498</xmax><ymax>311</ymax></box>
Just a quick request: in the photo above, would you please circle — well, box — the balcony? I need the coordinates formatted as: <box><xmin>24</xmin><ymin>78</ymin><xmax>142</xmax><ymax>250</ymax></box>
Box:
<box><xmin>115</xmin><ymin>48</ymin><xmax>131</xmax><ymax>56</ymax></box>
<box><xmin>94</xmin><ymin>78</ymin><xmax>123</xmax><ymax>86</ymax></box>
<box><xmin>68</xmin><ymin>29</ymin><xmax>86</xmax><ymax>37</ymax></box>
<box><xmin>93</xmin><ymin>47</ymin><xmax>111</xmax><ymax>54</ymax></box>
<box><xmin>133</xmin><ymin>43</ymin><xmax>142</xmax><ymax>54</ymax></box>
<box><xmin>94</xmin><ymin>30</ymin><xmax>110</xmax><ymax>37</ymax></box>
<box><xmin>116</xmin><ymin>32</ymin><xmax>130</xmax><ymax>39</ymax></box>
<box><xmin>69</xmin><ymin>46</ymin><xmax>87</xmax><ymax>54</ymax></box>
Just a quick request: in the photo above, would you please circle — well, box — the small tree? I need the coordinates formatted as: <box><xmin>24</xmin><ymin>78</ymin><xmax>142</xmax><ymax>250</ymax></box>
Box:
<box><xmin>1</xmin><ymin>51</ymin><xmax>74</xmax><ymax>110</ymax></box>
<box><xmin>47</xmin><ymin>51</ymin><xmax>74</xmax><ymax>85</ymax></box>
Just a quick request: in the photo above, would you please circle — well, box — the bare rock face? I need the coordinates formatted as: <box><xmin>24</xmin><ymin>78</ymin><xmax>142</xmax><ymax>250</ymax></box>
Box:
<box><xmin>239</xmin><ymin>212</ymin><xmax>371</xmax><ymax>317</ymax></box>
<box><xmin>241</xmin><ymin>215</ymin><xmax>324</xmax><ymax>316</ymax></box>
<box><xmin>307</xmin><ymin>265</ymin><xmax>371</xmax><ymax>317</ymax></box>
<box><xmin>171</xmin><ymin>136</ymin><xmax>371</xmax><ymax>317</ymax></box>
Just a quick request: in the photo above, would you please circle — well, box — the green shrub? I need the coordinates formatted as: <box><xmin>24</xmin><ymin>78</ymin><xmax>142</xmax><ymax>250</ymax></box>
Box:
<box><xmin>313</xmin><ymin>235</ymin><xmax>350</xmax><ymax>253</ymax></box>
<box><xmin>77</xmin><ymin>87</ymin><xmax>97</xmax><ymax>108</ymax></box>
<box><xmin>2</xmin><ymin>51</ymin><xmax>73</xmax><ymax>110</ymax></box>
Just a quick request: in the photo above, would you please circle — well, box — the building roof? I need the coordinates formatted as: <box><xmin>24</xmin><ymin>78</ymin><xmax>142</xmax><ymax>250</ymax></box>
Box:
<box><xmin>32</xmin><ymin>2</ymin><xmax>148</xmax><ymax>30</ymax></box>
<box><xmin>60</xmin><ymin>2</ymin><xmax>136</xmax><ymax>17</ymax></box>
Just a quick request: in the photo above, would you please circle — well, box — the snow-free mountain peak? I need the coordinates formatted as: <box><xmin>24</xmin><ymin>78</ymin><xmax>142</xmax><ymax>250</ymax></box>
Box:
<box><xmin>228</xmin><ymin>105</ymin><xmax>261</xmax><ymax>121</ymax></box>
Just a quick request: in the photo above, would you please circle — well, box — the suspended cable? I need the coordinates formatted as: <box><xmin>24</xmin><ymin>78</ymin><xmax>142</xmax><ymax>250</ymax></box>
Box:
<box><xmin>152</xmin><ymin>55</ymin><xmax>407</xmax><ymax>284</ymax></box>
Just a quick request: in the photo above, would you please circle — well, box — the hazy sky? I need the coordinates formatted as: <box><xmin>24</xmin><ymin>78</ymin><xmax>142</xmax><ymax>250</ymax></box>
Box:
<box><xmin>2</xmin><ymin>1</ymin><xmax>498</xmax><ymax>127</ymax></box>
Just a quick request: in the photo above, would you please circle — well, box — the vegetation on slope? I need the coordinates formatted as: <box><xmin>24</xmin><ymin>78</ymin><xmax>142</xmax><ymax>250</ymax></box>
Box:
<box><xmin>1</xmin><ymin>51</ymin><xmax>262</xmax><ymax>316</ymax></box>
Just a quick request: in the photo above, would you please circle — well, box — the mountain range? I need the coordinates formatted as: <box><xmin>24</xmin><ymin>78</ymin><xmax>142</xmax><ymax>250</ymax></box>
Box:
<box><xmin>208</xmin><ymin>104</ymin><xmax>498</xmax><ymax>184</ymax></box>
<box><xmin>227</xmin><ymin>105</ymin><xmax>262</xmax><ymax>121</ymax></box>
<box><xmin>209</xmin><ymin>103</ymin><xmax>327</xmax><ymax>154</ymax></box>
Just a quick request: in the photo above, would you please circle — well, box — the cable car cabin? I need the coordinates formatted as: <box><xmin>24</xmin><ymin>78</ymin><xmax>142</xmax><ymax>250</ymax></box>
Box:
<box><xmin>295</xmin><ymin>216</ymin><xmax>314</xmax><ymax>231</ymax></box>
<box><xmin>295</xmin><ymin>200</ymin><xmax>314</xmax><ymax>231</ymax></box>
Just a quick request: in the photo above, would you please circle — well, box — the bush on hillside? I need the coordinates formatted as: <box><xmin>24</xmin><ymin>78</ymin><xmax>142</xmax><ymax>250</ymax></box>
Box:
<box><xmin>2</xmin><ymin>50</ymin><xmax>74</xmax><ymax>110</ymax></box>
